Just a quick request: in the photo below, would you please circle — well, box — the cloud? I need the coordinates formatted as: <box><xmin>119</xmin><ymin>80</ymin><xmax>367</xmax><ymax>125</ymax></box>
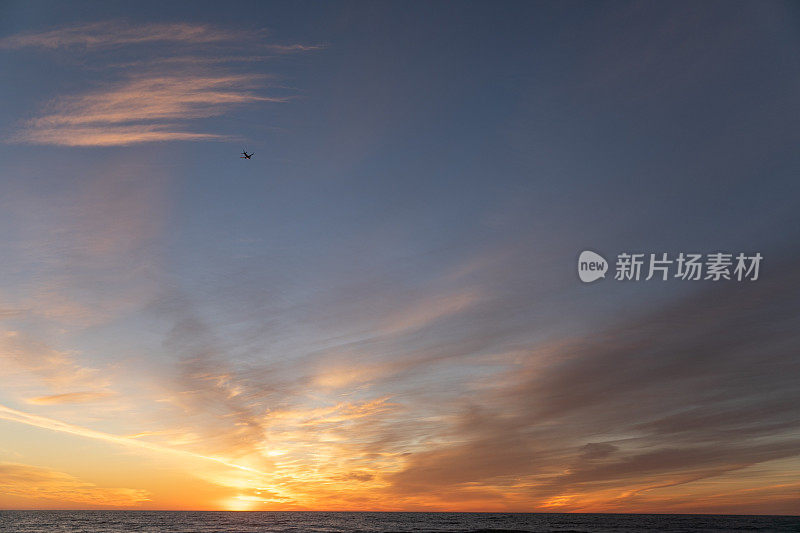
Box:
<box><xmin>0</xmin><ymin>21</ymin><xmax>239</xmax><ymax>50</ymax></box>
<box><xmin>0</xmin><ymin>160</ymin><xmax>170</xmax><ymax>327</ymax></box>
<box><xmin>379</xmin><ymin>256</ymin><xmax>800</xmax><ymax>512</ymax></box>
<box><xmin>155</xmin><ymin>306</ymin><xmax>283</xmax><ymax>457</ymax></box>
<box><xmin>0</xmin><ymin>403</ymin><xmax>269</xmax><ymax>476</ymax></box>
<box><xmin>27</xmin><ymin>391</ymin><xmax>114</xmax><ymax>405</ymax></box>
<box><xmin>0</xmin><ymin>330</ymin><xmax>104</xmax><ymax>390</ymax></box>
<box><xmin>14</xmin><ymin>73</ymin><xmax>286</xmax><ymax>147</ymax></box>
<box><xmin>265</xmin><ymin>44</ymin><xmax>326</xmax><ymax>53</ymax></box>
<box><xmin>30</xmin><ymin>75</ymin><xmax>282</xmax><ymax>126</ymax></box>
<box><xmin>380</xmin><ymin>290</ymin><xmax>480</xmax><ymax>335</ymax></box>
<box><xmin>0</xmin><ymin>308</ymin><xmax>27</xmax><ymax>319</ymax></box>
<box><xmin>4</xmin><ymin>22</ymin><xmax>318</xmax><ymax>146</ymax></box>
<box><xmin>16</xmin><ymin>124</ymin><xmax>225</xmax><ymax>147</ymax></box>
<box><xmin>0</xmin><ymin>462</ymin><xmax>150</xmax><ymax>507</ymax></box>
<box><xmin>112</xmin><ymin>240</ymin><xmax>800</xmax><ymax>511</ymax></box>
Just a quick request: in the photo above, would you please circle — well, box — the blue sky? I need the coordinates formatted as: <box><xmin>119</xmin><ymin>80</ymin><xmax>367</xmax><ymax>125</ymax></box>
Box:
<box><xmin>0</xmin><ymin>0</ymin><xmax>798</xmax><ymax>512</ymax></box>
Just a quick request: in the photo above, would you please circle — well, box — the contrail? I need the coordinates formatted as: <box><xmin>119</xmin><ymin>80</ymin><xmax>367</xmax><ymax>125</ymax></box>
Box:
<box><xmin>0</xmin><ymin>403</ymin><xmax>267</xmax><ymax>475</ymax></box>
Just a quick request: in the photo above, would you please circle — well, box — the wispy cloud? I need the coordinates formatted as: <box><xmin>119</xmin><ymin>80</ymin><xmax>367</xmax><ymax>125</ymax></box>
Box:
<box><xmin>3</xmin><ymin>22</ymin><xmax>318</xmax><ymax>146</ymax></box>
<box><xmin>265</xmin><ymin>44</ymin><xmax>325</xmax><ymax>53</ymax></box>
<box><xmin>0</xmin><ymin>21</ymin><xmax>239</xmax><ymax>50</ymax></box>
<box><xmin>27</xmin><ymin>391</ymin><xmax>114</xmax><ymax>405</ymax></box>
<box><xmin>0</xmin><ymin>330</ymin><xmax>103</xmax><ymax>390</ymax></box>
<box><xmin>30</xmin><ymin>75</ymin><xmax>282</xmax><ymax>126</ymax></box>
<box><xmin>380</xmin><ymin>290</ymin><xmax>480</xmax><ymax>335</ymax></box>
<box><xmin>14</xmin><ymin>123</ymin><xmax>226</xmax><ymax>147</ymax></box>
<box><xmin>1</xmin><ymin>166</ymin><xmax>169</xmax><ymax>326</ymax></box>
<box><xmin>14</xmin><ymin>74</ymin><xmax>284</xmax><ymax>146</ymax></box>
<box><xmin>0</xmin><ymin>403</ymin><xmax>269</xmax><ymax>476</ymax></box>
<box><xmin>378</xmin><ymin>256</ymin><xmax>800</xmax><ymax>512</ymax></box>
<box><xmin>0</xmin><ymin>462</ymin><xmax>150</xmax><ymax>507</ymax></box>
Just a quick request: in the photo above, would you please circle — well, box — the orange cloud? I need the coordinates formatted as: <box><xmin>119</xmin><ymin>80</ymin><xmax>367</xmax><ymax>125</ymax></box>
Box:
<box><xmin>16</xmin><ymin>124</ymin><xmax>225</xmax><ymax>147</ymax></box>
<box><xmin>30</xmin><ymin>75</ymin><xmax>283</xmax><ymax>126</ymax></box>
<box><xmin>381</xmin><ymin>290</ymin><xmax>480</xmax><ymax>334</ymax></box>
<box><xmin>4</xmin><ymin>22</ymin><xmax>318</xmax><ymax>146</ymax></box>
<box><xmin>0</xmin><ymin>330</ymin><xmax>104</xmax><ymax>390</ymax></box>
<box><xmin>0</xmin><ymin>462</ymin><xmax>150</xmax><ymax>507</ymax></box>
<box><xmin>15</xmin><ymin>74</ymin><xmax>285</xmax><ymax>147</ymax></box>
<box><xmin>26</xmin><ymin>391</ymin><xmax>114</xmax><ymax>405</ymax></box>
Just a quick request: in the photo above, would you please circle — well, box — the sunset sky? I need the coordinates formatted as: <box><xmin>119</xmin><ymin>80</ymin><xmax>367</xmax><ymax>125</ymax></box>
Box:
<box><xmin>0</xmin><ymin>1</ymin><xmax>799</xmax><ymax>514</ymax></box>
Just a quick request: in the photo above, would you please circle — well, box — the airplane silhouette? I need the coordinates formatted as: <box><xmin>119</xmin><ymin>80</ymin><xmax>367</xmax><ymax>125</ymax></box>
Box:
<box><xmin>240</xmin><ymin>150</ymin><xmax>254</xmax><ymax>159</ymax></box>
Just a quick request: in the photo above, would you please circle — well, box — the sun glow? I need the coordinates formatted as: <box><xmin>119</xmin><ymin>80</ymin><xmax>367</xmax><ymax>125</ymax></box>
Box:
<box><xmin>221</xmin><ymin>496</ymin><xmax>255</xmax><ymax>511</ymax></box>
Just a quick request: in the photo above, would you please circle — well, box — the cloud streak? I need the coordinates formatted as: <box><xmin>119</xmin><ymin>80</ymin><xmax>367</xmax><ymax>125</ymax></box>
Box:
<box><xmin>30</xmin><ymin>75</ymin><xmax>283</xmax><ymax>126</ymax></box>
<box><xmin>4</xmin><ymin>22</ymin><xmax>316</xmax><ymax>146</ymax></box>
<box><xmin>14</xmin><ymin>123</ymin><xmax>226</xmax><ymax>147</ymax></box>
<box><xmin>14</xmin><ymin>74</ymin><xmax>285</xmax><ymax>146</ymax></box>
<box><xmin>26</xmin><ymin>391</ymin><xmax>114</xmax><ymax>405</ymax></box>
<box><xmin>0</xmin><ymin>403</ymin><xmax>269</xmax><ymax>476</ymax></box>
<box><xmin>0</xmin><ymin>21</ymin><xmax>240</xmax><ymax>50</ymax></box>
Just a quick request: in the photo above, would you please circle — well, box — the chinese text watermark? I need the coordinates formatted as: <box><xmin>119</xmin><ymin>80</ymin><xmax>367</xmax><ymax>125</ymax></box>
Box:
<box><xmin>579</xmin><ymin>251</ymin><xmax>762</xmax><ymax>283</ymax></box>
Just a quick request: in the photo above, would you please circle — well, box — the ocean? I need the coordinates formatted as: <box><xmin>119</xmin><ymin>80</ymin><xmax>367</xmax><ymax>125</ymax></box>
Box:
<box><xmin>0</xmin><ymin>511</ymin><xmax>798</xmax><ymax>533</ymax></box>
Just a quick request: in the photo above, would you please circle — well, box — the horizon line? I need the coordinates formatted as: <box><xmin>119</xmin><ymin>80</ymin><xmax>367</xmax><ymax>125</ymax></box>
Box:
<box><xmin>1</xmin><ymin>510</ymin><xmax>798</xmax><ymax>517</ymax></box>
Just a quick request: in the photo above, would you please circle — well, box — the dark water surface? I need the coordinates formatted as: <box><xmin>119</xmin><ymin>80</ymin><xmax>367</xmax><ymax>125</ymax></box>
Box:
<box><xmin>1</xmin><ymin>511</ymin><xmax>798</xmax><ymax>532</ymax></box>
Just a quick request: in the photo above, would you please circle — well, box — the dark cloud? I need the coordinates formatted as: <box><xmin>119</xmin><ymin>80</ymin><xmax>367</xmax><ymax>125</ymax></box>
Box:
<box><xmin>383</xmin><ymin>255</ymin><xmax>800</xmax><ymax>510</ymax></box>
<box><xmin>155</xmin><ymin>292</ymin><xmax>304</xmax><ymax>458</ymax></box>
<box><xmin>579</xmin><ymin>443</ymin><xmax>618</xmax><ymax>461</ymax></box>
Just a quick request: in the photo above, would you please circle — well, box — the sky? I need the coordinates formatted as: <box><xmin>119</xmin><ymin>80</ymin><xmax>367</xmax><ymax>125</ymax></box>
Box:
<box><xmin>0</xmin><ymin>0</ymin><xmax>799</xmax><ymax>513</ymax></box>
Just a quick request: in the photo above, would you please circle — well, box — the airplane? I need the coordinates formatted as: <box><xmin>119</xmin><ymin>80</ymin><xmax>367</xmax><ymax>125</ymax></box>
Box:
<box><xmin>240</xmin><ymin>150</ymin><xmax>254</xmax><ymax>159</ymax></box>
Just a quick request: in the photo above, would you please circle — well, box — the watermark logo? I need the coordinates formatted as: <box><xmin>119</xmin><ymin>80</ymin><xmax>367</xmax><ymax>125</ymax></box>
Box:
<box><xmin>578</xmin><ymin>251</ymin><xmax>762</xmax><ymax>283</ymax></box>
<box><xmin>578</xmin><ymin>250</ymin><xmax>608</xmax><ymax>283</ymax></box>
